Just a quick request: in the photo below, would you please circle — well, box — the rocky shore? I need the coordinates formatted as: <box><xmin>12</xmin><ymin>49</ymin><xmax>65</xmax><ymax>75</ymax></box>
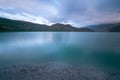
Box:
<box><xmin>0</xmin><ymin>62</ymin><xmax>120</xmax><ymax>80</ymax></box>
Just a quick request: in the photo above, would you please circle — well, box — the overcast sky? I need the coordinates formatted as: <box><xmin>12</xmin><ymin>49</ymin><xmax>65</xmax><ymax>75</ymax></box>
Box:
<box><xmin>0</xmin><ymin>0</ymin><xmax>120</xmax><ymax>27</ymax></box>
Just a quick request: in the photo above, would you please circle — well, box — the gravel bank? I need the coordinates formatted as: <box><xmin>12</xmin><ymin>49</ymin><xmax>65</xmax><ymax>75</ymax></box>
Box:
<box><xmin>0</xmin><ymin>62</ymin><xmax>120</xmax><ymax>80</ymax></box>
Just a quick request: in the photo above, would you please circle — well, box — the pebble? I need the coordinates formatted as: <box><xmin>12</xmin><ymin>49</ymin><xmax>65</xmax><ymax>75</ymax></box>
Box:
<box><xmin>0</xmin><ymin>62</ymin><xmax>120</xmax><ymax>80</ymax></box>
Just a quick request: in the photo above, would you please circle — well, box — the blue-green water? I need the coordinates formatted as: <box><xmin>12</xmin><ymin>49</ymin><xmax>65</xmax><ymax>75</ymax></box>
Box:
<box><xmin>0</xmin><ymin>32</ymin><xmax>120</xmax><ymax>70</ymax></box>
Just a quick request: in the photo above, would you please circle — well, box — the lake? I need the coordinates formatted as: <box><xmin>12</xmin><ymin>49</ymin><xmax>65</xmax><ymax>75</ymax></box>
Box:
<box><xmin>0</xmin><ymin>32</ymin><xmax>120</xmax><ymax>70</ymax></box>
<box><xmin>1</xmin><ymin>32</ymin><xmax>120</xmax><ymax>80</ymax></box>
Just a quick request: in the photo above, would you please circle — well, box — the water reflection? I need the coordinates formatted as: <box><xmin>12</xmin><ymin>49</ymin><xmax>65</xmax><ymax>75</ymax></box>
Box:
<box><xmin>0</xmin><ymin>32</ymin><xmax>120</xmax><ymax>69</ymax></box>
<box><xmin>0</xmin><ymin>32</ymin><xmax>120</xmax><ymax>53</ymax></box>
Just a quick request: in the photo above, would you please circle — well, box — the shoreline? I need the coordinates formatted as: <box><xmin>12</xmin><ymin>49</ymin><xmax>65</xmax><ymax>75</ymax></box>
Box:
<box><xmin>0</xmin><ymin>62</ymin><xmax>120</xmax><ymax>80</ymax></box>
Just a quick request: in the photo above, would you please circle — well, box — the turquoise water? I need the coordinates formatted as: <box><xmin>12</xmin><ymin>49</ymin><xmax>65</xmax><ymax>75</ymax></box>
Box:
<box><xmin>0</xmin><ymin>32</ymin><xmax>120</xmax><ymax>70</ymax></box>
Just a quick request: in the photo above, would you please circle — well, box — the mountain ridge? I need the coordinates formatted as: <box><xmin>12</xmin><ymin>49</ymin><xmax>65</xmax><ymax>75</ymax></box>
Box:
<box><xmin>0</xmin><ymin>17</ymin><xmax>120</xmax><ymax>32</ymax></box>
<box><xmin>86</xmin><ymin>23</ymin><xmax>120</xmax><ymax>32</ymax></box>
<box><xmin>0</xmin><ymin>17</ymin><xmax>93</xmax><ymax>31</ymax></box>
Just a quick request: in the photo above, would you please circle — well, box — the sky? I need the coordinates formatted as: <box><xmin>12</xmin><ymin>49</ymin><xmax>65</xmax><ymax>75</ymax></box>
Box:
<box><xmin>0</xmin><ymin>0</ymin><xmax>120</xmax><ymax>27</ymax></box>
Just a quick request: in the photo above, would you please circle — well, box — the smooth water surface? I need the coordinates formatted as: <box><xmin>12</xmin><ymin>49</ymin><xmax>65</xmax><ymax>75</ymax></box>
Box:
<box><xmin>0</xmin><ymin>32</ymin><xmax>120</xmax><ymax>70</ymax></box>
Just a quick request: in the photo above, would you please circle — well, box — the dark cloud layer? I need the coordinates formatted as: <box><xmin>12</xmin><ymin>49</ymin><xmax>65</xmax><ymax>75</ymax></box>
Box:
<box><xmin>0</xmin><ymin>0</ymin><xmax>120</xmax><ymax>27</ymax></box>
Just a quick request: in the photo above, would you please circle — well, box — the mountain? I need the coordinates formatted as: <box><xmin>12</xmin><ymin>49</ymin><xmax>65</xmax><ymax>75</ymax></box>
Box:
<box><xmin>1</xmin><ymin>17</ymin><xmax>120</xmax><ymax>32</ymax></box>
<box><xmin>0</xmin><ymin>17</ymin><xmax>49</xmax><ymax>31</ymax></box>
<box><xmin>50</xmin><ymin>23</ymin><xmax>93</xmax><ymax>31</ymax></box>
<box><xmin>109</xmin><ymin>25</ymin><xmax>120</xmax><ymax>32</ymax></box>
<box><xmin>86</xmin><ymin>23</ymin><xmax>120</xmax><ymax>32</ymax></box>
<box><xmin>0</xmin><ymin>17</ymin><xmax>93</xmax><ymax>32</ymax></box>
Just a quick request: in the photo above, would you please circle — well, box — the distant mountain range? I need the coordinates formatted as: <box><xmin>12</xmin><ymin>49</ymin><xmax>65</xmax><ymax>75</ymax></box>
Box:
<box><xmin>0</xmin><ymin>17</ymin><xmax>120</xmax><ymax>32</ymax></box>
<box><xmin>0</xmin><ymin>17</ymin><xmax>93</xmax><ymax>31</ymax></box>
<box><xmin>86</xmin><ymin>23</ymin><xmax>120</xmax><ymax>32</ymax></box>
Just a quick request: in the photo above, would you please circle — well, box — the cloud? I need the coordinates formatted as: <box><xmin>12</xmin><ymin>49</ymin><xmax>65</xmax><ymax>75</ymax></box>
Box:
<box><xmin>0</xmin><ymin>0</ymin><xmax>120</xmax><ymax>27</ymax></box>
<box><xmin>54</xmin><ymin>0</ymin><xmax>120</xmax><ymax>27</ymax></box>
<box><xmin>0</xmin><ymin>9</ymin><xmax>52</xmax><ymax>25</ymax></box>
<box><xmin>0</xmin><ymin>0</ymin><xmax>59</xmax><ymax>18</ymax></box>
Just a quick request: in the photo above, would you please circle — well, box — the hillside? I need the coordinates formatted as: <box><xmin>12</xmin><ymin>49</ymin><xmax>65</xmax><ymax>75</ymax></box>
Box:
<box><xmin>0</xmin><ymin>17</ymin><xmax>93</xmax><ymax>32</ymax></box>
<box><xmin>86</xmin><ymin>23</ymin><xmax>120</xmax><ymax>32</ymax></box>
<box><xmin>109</xmin><ymin>26</ymin><xmax>120</xmax><ymax>32</ymax></box>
